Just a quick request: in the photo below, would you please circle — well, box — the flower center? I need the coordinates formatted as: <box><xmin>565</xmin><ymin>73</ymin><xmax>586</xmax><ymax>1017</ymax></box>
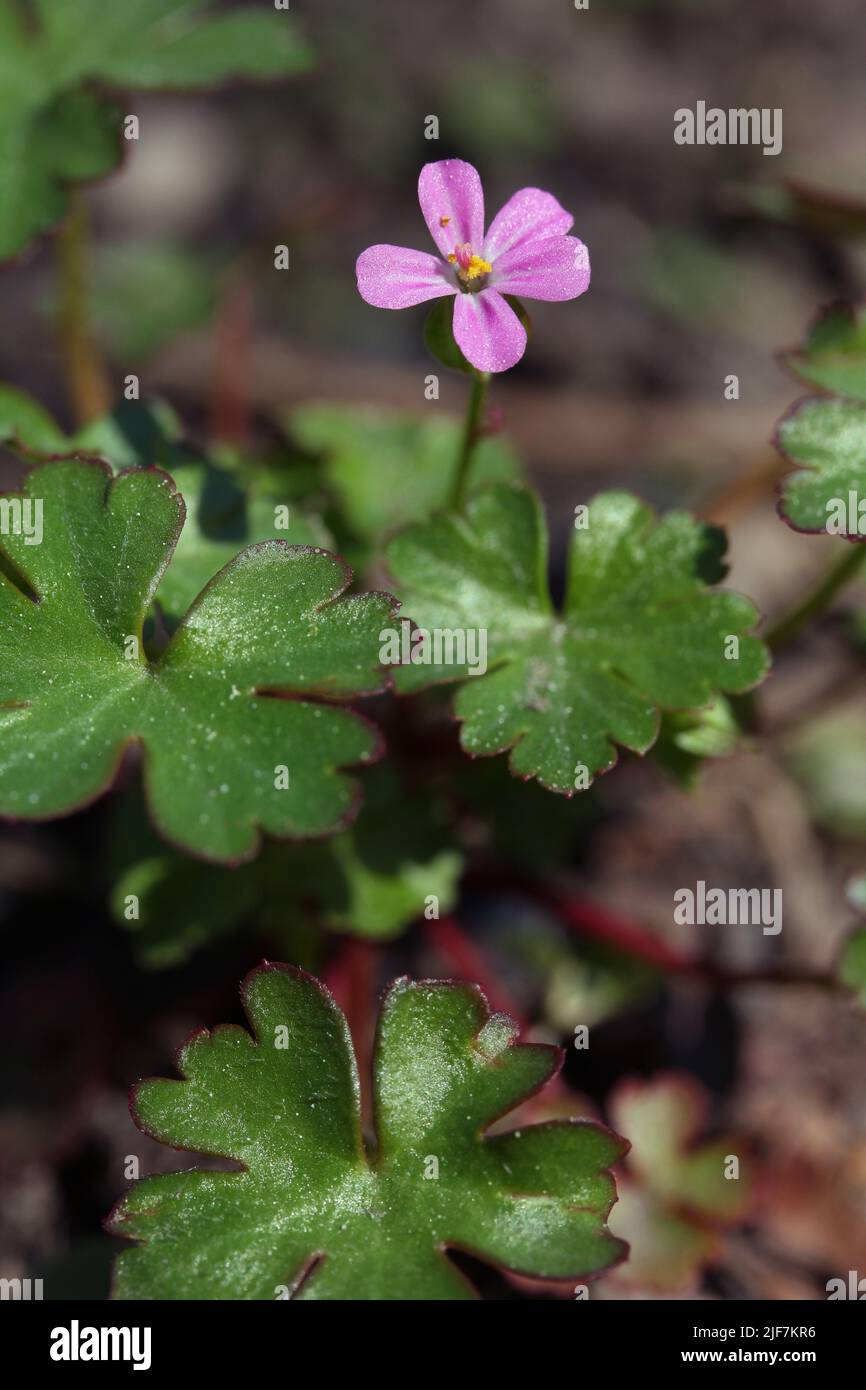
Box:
<box><xmin>447</xmin><ymin>242</ymin><xmax>492</xmax><ymax>291</ymax></box>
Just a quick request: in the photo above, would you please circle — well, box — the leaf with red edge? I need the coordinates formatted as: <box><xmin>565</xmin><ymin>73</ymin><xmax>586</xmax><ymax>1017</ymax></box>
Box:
<box><xmin>0</xmin><ymin>457</ymin><xmax>396</xmax><ymax>862</ymax></box>
<box><xmin>108</xmin><ymin>962</ymin><xmax>627</xmax><ymax>1300</ymax></box>
<box><xmin>386</xmin><ymin>483</ymin><xmax>768</xmax><ymax>794</ymax></box>
<box><xmin>777</xmin><ymin>303</ymin><xmax>866</xmax><ymax>537</ymax></box>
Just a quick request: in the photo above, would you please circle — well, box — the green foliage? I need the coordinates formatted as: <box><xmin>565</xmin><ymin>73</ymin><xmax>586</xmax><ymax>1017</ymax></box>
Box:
<box><xmin>0</xmin><ymin>457</ymin><xmax>394</xmax><ymax>861</ymax></box>
<box><xmin>112</xmin><ymin>768</ymin><xmax>463</xmax><ymax>965</ymax></box>
<box><xmin>0</xmin><ymin>0</ymin><xmax>312</xmax><ymax>260</ymax></box>
<box><xmin>109</xmin><ymin>963</ymin><xmax>627</xmax><ymax>1299</ymax></box>
<box><xmin>290</xmin><ymin>404</ymin><xmax>521</xmax><ymax>547</ymax></box>
<box><xmin>157</xmin><ymin>456</ymin><xmax>331</xmax><ymax>628</ymax></box>
<box><xmin>784</xmin><ymin>301</ymin><xmax>866</xmax><ymax>400</ymax></box>
<box><xmin>0</xmin><ymin>390</ymin><xmax>331</xmax><ymax>626</ymax></box>
<box><xmin>777</xmin><ymin>302</ymin><xmax>866</xmax><ymax>536</ymax></box>
<box><xmin>386</xmin><ymin>484</ymin><xmax>768</xmax><ymax>793</ymax></box>
<box><xmin>777</xmin><ymin>399</ymin><xmax>866</xmax><ymax>536</ymax></box>
<box><xmin>653</xmin><ymin>696</ymin><xmax>747</xmax><ymax>788</ymax></box>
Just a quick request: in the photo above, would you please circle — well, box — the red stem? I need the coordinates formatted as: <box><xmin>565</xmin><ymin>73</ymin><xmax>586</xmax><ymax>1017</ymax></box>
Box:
<box><xmin>325</xmin><ymin>938</ymin><xmax>376</xmax><ymax>1125</ymax></box>
<box><xmin>527</xmin><ymin>881</ymin><xmax>835</xmax><ymax>990</ymax></box>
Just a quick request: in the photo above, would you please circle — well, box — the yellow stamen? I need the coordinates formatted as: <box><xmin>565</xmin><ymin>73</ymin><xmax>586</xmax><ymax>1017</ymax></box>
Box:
<box><xmin>447</xmin><ymin>252</ymin><xmax>493</xmax><ymax>283</ymax></box>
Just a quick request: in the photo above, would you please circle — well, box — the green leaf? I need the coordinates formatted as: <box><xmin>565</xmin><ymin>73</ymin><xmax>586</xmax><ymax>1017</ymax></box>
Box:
<box><xmin>112</xmin><ymin>767</ymin><xmax>463</xmax><ymax>965</ymax></box>
<box><xmin>108</xmin><ymin>963</ymin><xmax>627</xmax><ymax>1299</ymax></box>
<box><xmin>0</xmin><ymin>390</ymin><xmax>332</xmax><ymax>627</ymax></box>
<box><xmin>0</xmin><ymin>458</ymin><xmax>395</xmax><ymax>862</ymax></box>
<box><xmin>386</xmin><ymin>484</ymin><xmax>768</xmax><ymax>794</ymax></box>
<box><xmin>653</xmin><ymin>695</ymin><xmax>747</xmax><ymax>789</ymax></box>
<box><xmin>0</xmin><ymin>0</ymin><xmax>312</xmax><ymax>260</ymax></box>
<box><xmin>607</xmin><ymin>1075</ymin><xmax>748</xmax><ymax>1292</ymax></box>
<box><xmin>777</xmin><ymin>397</ymin><xmax>866</xmax><ymax>537</ymax></box>
<box><xmin>0</xmin><ymin>384</ymin><xmax>178</xmax><ymax>463</ymax></box>
<box><xmin>0</xmin><ymin>384</ymin><xmax>72</xmax><ymax>452</ymax></box>
<box><xmin>0</xmin><ymin>88</ymin><xmax>122</xmax><ymax>261</ymax></box>
<box><xmin>289</xmin><ymin>404</ymin><xmax>521</xmax><ymax>544</ymax></box>
<box><xmin>783</xmin><ymin>301</ymin><xmax>866</xmax><ymax>401</ymax></box>
<box><xmin>157</xmin><ymin>457</ymin><xmax>332</xmax><ymax>628</ymax></box>
<box><xmin>114</xmin><ymin>852</ymin><xmax>258</xmax><ymax>967</ymax></box>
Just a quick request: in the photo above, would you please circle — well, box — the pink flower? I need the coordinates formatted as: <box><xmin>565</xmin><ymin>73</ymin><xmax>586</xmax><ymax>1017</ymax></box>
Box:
<box><xmin>356</xmin><ymin>160</ymin><xmax>590</xmax><ymax>374</ymax></box>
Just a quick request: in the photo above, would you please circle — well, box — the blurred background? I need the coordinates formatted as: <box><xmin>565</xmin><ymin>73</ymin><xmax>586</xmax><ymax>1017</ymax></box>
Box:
<box><xmin>2</xmin><ymin>0</ymin><xmax>866</xmax><ymax>1300</ymax></box>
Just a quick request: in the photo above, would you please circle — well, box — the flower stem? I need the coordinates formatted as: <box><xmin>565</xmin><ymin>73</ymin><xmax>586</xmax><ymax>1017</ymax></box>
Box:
<box><xmin>765</xmin><ymin>544</ymin><xmax>866</xmax><ymax>651</ymax></box>
<box><xmin>450</xmin><ymin>370</ymin><xmax>489</xmax><ymax>512</ymax></box>
<box><xmin>57</xmin><ymin>190</ymin><xmax>111</xmax><ymax>427</ymax></box>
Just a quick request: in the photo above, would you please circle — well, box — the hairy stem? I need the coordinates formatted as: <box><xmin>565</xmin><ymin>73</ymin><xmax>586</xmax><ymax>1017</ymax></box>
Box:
<box><xmin>766</xmin><ymin>543</ymin><xmax>866</xmax><ymax>651</ymax></box>
<box><xmin>450</xmin><ymin>370</ymin><xmax>489</xmax><ymax>512</ymax></box>
<box><xmin>57</xmin><ymin>190</ymin><xmax>111</xmax><ymax>427</ymax></box>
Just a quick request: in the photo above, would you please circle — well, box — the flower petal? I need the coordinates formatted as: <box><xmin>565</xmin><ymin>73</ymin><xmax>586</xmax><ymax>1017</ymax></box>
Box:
<box><xmin>483</xmin><ymin>188</ymin><xmax>573</xmax><ymax>262</ymax></box>
<box><xmin>452</xmin><ymin>289</ymin><xmax>527</xmax><ymax>374</ymax></box>
<box><xmin>418</xmin><ymin>160</ymin><xmax>485</xmax><ymax>259</ymax></box>
<box><xmin>491</xmin><ymin>234</ymin><xmax>590</xmax><ymax>302</ymax></box>
<box><xmin>356</xmin><ymin>244</ymin><xmax>455</xmax><ymax>309</ymax></box>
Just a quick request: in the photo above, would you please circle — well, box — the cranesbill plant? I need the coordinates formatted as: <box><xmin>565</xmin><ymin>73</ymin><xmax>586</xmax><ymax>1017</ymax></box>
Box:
<box><xmin>1</xmin><ymin>129</ymin><xmax>865</xmax><ymax>1300</ymax></box>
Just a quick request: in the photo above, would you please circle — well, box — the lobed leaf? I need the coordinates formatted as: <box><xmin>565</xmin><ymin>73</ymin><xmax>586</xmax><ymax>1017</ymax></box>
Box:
<box><xmin>777</xmin><ymin>302</ymin><xmax>866</xmax><ymax>536</ymax></box>
<box><xmin>112</xmin><ymin>767</ymin><xmax>463</xmax><ymax>964</ymax></box>
<box><xmin>0</xmin><ymin>390</ymin><xmax>331</xmax><ymax>626</ymax></box>
<box><xmin>783</xmin><ymin>301</ymin><xmax>866</xmax><ymax>401</ymax></box>
<box><xmin>0</xmin><ymin>457</ymin><xmax>395</xmax><ymax>861</ymax></box>
<box><xmin>386</xmin><ymin>483</ymin><xmax>768</xmax><ymax>794</ymax></box>
<box><xmin>777</xmin><ymin>398</ymin><xmax>866</xmax><ymax>537</ymax></box>
<box><xmin>108</xmin><ymin>963</ymin><xmax>627</xmax><ymax>1299</ymax></box>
